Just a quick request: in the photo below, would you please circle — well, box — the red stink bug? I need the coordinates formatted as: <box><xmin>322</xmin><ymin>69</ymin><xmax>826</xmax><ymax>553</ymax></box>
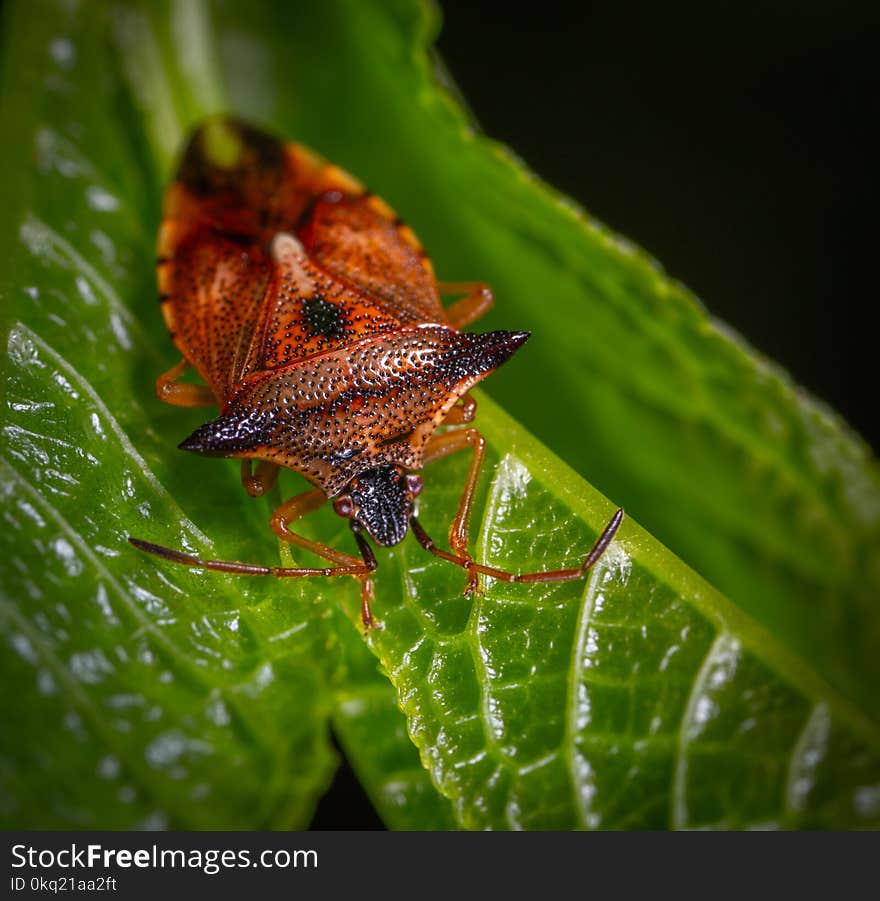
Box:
<box><xmin>130</xmin><ymin>118</ymin><xmax>623</xmax><ymax>629</ymax></box>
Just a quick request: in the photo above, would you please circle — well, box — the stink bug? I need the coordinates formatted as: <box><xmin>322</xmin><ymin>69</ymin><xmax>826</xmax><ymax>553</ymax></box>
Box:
<box><xmin>130</xmin><ymin>118</ymin><xmax>623</xmax><ymax>629</ymax></box>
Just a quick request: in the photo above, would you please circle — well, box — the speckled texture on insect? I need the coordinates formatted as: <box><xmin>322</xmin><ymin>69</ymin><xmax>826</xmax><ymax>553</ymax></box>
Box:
<box><xmin>132</xmin><ymin>117</ymin><xmax>622</xmax><ymax>629</ymax></box>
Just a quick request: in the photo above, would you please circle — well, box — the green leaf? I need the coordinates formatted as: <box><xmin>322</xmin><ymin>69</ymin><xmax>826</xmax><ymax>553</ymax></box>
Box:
<box><xmin>331</xmin><ymin>622</ymin><xmax>458</xmax><ymax>830</ymax></box>
<box><xmin>343</xmin><ymin>396</ymin><xmax>880</xmax><ymax>828</ymax></box>
<box><xmin>1</xmin><ymin>0</ymin><xmax>878</xmax><ymax>831</ymax></box>
<box><xmin>0</xmin><ymin>1</ymin><xmax>339</xmax><ymax>829</ymax></box>
<box><xmin>0</xmin><ymin>0</ymin><xmax>452</xmax><ymax>830</ymax></box>
<box><xmin>196</xmin><ymin>0</ymin><xmax>880</xmax><ymax>719</ymax></box>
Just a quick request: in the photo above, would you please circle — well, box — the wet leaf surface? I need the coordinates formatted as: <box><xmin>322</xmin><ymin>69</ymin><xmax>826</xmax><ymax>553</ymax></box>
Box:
<box><xmin>1</xmin><ymin>0</ymin><xmax>877</xmax><ymax>829</ymax></box>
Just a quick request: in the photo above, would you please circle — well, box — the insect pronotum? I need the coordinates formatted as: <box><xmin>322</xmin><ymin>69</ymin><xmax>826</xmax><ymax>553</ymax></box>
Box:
<box><xmin>130</xmin><ymin>117</ymin><xmax>623</xmax><ymax>629</ymax></box>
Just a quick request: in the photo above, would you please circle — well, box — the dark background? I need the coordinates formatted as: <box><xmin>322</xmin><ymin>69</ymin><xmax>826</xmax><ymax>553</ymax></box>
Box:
<box><xmin>433</xmin><ymin>0</ymin><xmax>878</xmax><ymax>453</ymax></box>
<box><xmin>314</xmin><ymin>0</ymin><xmax>878</xmax><ymax>828</ymax></box>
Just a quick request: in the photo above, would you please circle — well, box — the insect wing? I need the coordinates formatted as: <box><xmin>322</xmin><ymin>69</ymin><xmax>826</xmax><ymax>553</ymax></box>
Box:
<box><xmin>157</xmin><ymin>118</ymin><xmax>447</xmax><ymax>402</ymax></box>
<box><xmin>159</xmin><ymin>231</ymin><xmax>272</xmax><ymax>400</ymax></box>
<box><xmin>298</xmin><ymin>192</ymin><xmax>445</xmax><ymax>324</ymax></box>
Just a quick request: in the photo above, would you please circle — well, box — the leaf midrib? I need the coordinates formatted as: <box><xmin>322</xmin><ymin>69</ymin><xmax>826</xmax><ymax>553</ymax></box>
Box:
<box><xmin>481</xmin><ymin>426</ymin><xmax>880</xmax><ymax>749</ymax></box>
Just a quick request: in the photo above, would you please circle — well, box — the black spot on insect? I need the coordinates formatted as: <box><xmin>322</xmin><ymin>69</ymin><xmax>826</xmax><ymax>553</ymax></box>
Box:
<box><xmin>159</xmin><ymin>292</ymin><xmax>171</xmax><ymax>304</ymax></box>
<box><xmin>302</xmin><ymin>295</ymin><xmax>346</xmax><ymax>338</ymax></box>
<box><xmin>156</xmin><ymin>255</ymin><xmax>170</xmax><ymax>265</ymax></box>
<box><xmin>377</xmin><ymin>429</ymin><xmax>415</xmax><ymax>448</ymax></box>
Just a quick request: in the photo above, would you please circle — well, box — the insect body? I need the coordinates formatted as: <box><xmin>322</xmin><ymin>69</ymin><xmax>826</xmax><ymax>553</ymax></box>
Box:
<box><xmin>131</xmin><ymin>118</ymin><xmax>623</xmax><ymax>629</ymax></box>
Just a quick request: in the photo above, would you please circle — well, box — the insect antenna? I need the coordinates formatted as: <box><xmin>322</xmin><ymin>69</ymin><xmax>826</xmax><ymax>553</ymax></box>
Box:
<box><xmin>129</xmin><ymin>533</ymin><xmax>381</xmax><ymax>630</ymax></box>
<box><xmin>128</xmin><ymin>536</ymin><xmax>376</xmax><ymax>580</ymax></box>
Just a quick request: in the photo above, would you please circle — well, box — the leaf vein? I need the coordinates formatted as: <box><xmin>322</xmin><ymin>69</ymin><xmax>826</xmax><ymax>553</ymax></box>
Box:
<box><xmin>564</xmin><ymin>562</ymin><xmax>604</xmax><ymax>829</ymax></box>
<box><xmin>671</xmin><ymin>631</ymin><xmax>732</xmax><ymax>828</ymax></box>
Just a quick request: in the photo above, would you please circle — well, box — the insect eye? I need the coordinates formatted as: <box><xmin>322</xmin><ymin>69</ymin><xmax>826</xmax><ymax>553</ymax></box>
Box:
<box><xmin>333</xmin><ymin>496</ymin><xmax>354</xmax><ymax>518</ymax></box>
<box><xmin>405</xmin><ymin>474</ymin><xmax>423</xmax><ymax>497</ymax></box>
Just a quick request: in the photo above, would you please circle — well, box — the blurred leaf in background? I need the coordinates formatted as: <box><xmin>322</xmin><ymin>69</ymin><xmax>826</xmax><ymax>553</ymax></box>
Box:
<box><xmin>1</xmin><ymin>0</ymin><xmax>877</xmax><ymax>829</ymax></box>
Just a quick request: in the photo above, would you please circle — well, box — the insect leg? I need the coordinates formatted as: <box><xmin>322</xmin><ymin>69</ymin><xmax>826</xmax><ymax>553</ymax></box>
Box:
<box><xmin>129</xmin><ymin>489</ymin><xmax>382</xmax><ymax>629</ymax></box>
<box><xmin>156</xmin><ymin>359</ymin><xmax>216</xmax><ymax>407</ymax></box>
<box><xmin>437</xmin><ymin>281</ymin><xmax>494</xmax><ymax>330</ymax></box>
<box><xmin>241</xmin><ymin>460</ymin><xmax>281</xmax><ymax>498</ymax></box>
<box><xmin>441</xmin><ymin>392</ymin><xmax>477</xmax><ymax>426</ymax></box>
<box><xmin>270</xmin><ymin>488</ymin><xmax>359</xmax><ymax>564</ymax></box>
<box><xmin>410</xmin><ymin>508</ymin><xmax>624</xmax><ymax>586</ymax></box>
<box><xmin>421</xmin><ymin>427</ymin><xmax>487</xmax><ymax>593</ymax></box>
<box><xmin>270</xmin><ymin>488</ymin><xmax>379</xmax><ymax>629</ymax></box>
